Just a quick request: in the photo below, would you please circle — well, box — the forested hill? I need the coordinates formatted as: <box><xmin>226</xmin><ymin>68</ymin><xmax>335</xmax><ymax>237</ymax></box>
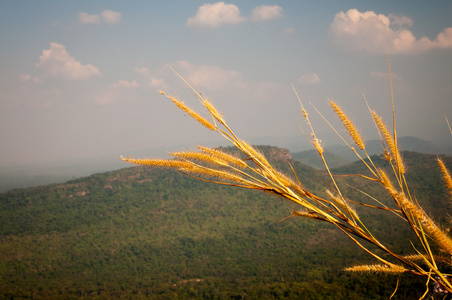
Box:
<box><xmin>1</xmin><ymin>146</ymin><xmax>451</xmax><ymax>299</ymax></box>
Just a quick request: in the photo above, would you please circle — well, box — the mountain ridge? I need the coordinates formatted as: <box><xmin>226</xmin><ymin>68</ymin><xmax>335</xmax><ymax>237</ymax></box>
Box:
<box><xmin>293</xmin><ymin>135</ymin><xmax>452</xmax><ymax>169</ymax></box>
<box><xmin>1</xmin><ymin>135</ymin><xmax>448</xmax><ymax>192</ymax></box>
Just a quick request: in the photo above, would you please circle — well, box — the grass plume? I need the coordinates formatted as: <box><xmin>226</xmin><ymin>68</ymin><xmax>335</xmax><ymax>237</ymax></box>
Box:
<box><xmin>160</xmin><ymin>91</ymin><xmax>216</xmax><ymax>131</ymax></box>
<box><xmin>438</xmin><ymin>158</ymin><xmax>452</xmax><ymax>199</ymax></box>
<box><xmin>123</xmin><ymin>67</ymin><xmax>452</xmax><ymax>298</ymax></box>
<box><xmin>371</xmin><ymin>110</ymin><xmax>405</xmax><ymax>174</ymax></box>
<box><xmin>329</xmin><ymin>100</ymin><xmax>365</xmax><ymax>150</ymax></box>
<box><xmin>345</xmin><ymin>264</ymin><xmax>407</xmax><ymax>274</ymax></box>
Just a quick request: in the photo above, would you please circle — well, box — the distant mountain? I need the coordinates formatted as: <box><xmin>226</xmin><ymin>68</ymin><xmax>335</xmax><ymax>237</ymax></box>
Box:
<box><xmin>2</xmin><ymin>136</ymin><xmax>447</xmax><ymax>193</ymax></box>
<box><xmin>0</xmin><ymin>144</ymin><xmax>185</xmax><ymax>192</ymax></box>
<box><xmin>326</xmin><ymin>136</ymin><xmax>452</xmax><ymax>162</ymax></box>
<box><xmin>292</xmin><ymin>149</ymin><xmax>351</xmax><ymax>170</ymax></box>
<box><xmin>1</xmin><ymin>146</ymin><xmax>450</xmax><ymax>298</ymax></box>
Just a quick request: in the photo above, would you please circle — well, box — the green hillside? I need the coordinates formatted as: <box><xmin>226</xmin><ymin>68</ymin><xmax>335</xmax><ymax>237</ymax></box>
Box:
<box><xmin>1</xmin><ymin>146</ymin><xmax>450</xmax><ymax>299</ymax></box>
<box><xmin>292</xmin><ymin>149</ymin><xmax>351</xmax><ymax>170</ymax></box>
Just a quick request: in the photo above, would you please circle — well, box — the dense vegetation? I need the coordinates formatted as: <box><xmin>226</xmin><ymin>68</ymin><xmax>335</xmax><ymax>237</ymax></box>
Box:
<box><xmin>1</xmin><ymin>146</ymin><xmax>450</xmax><ymax>299</ymax></box>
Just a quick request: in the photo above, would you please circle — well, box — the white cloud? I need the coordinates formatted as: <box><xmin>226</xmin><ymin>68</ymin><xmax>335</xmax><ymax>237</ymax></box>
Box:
<box><xmin>20</xmin><ymin>74</ymin><xmax>41</xmax><ymax>83</ymax></box>
<box><xmin>101</xmin><ymin>10</ymin><xmax>122</xmax><ymax>24</ymax></box>
<box><xmin>36</xmin><ymin>42</ymin><xmax>101</xmax><ymax>80</ymax></box>
<box><xmin>330</xmin><ymin>9</ymin><xmax>452</xmax><ymax>55</ymax></box>
<box><xmin>251</xmin><ymin>5</ymin><xmax>283</xmax><ymax>21</ymax></box>
<box><xmin>78</xmin><ymin>10</ymin><xmax>121</xmax><ymax>24</ymax></box>
<box><xmin>298</xmin><ymin>73</ymin><xmax>320</xmax><ymax>85</ymax></box>
<box><xmin>133</xmin><ymin>67</ymin><xmax>168</xmax><ymax>90</ymax></box>
<box><xmin>171</xmin><ymin>60</ymin><xmax>243</xmax><ymax>90</ymax></box>
<box><xmin>187</xmin><ymin>2</ymin><xmax>244</xmax><ymax>28</ymax></box>
<box><xmin>78</xmin><ymin>12</ymin><xmax>100</xmax><ymax>24</ymax></box>
<box><xmin>149</xmin><ymin>77</ymin><xmax>167</xmax><ymax>89</ymax></box>
<box><xmin>110</xmin><ymin>79</ymin><xmax>139</xmax><ymax>88</ymax></box>
<box><xmin>134</xmin><ymin>63</ymin><xmax>242</xmax><ymax>91</ymax></box>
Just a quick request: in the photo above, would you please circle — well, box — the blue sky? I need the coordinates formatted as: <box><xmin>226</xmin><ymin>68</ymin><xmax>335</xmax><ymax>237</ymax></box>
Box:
<box><xmin>1</xmin><ymin>1</ymin><xmax>452</xmax><ymax>168</ymax></box>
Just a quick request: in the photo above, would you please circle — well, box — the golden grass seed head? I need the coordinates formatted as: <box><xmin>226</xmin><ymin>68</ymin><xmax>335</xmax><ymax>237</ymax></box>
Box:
<box><xmin>197</xmin><ymin>146</ymin><xmax>248</xmax><ymax>169</ymax></box>
<box><xmin>326</xmin><ymin>189</ymin><xmax>358</xmax><ymax>218</ymax></box>
<box><xmin>273</xmin><ymin>170</ymin><xmax>306</xmax><ymax>197</ymax></box>
<box><xmin>379</xmin><ymin>169</ymin><xmax>396</xmax><ymax>194</ymax></box>
<box><xmin>402</xmin><ymin>254</ymin><xmax>425</xmax><ymax>261</ymax></box>
<box><xmin>160</xmin><ymin>91</ymin><xmax>216</xmax><ymax>131</ymax></box>
<box><xmin>179</xmin><ymin>165</ymin><xmax>254</xmax><ymax>187</ymax></box>
<box><xmin>371</xmin><ymin>111</ymin><xmax>405</xmax><ymax>174</ymax></box>
<box><xmin>291</xmin><ymin>210</ymin><xmax>322</xmax><ymax>220</ymax></box>
<box><xmin>120</xmin><ymin>156</ymin><xmax>194</xmax><ymax>169</ymax></box>
<box><xmin>382</xmin><ymin>179</ymin><xmax>452</xmax><ymax>255</ymax></box>
<box><xmin>202</xmin><ymin>99</ymin><xmax>225</xmax><ymax>124</ymax></box>
<box><xmin>313</xmin><ymin>138</ymin><xmax>324</xmax><ymax>155</ymax></box>
<box><xmin>372</xmin><ymin>111</ymin><xmax>395</xmax><ymax>152</ymax></box>
<box><xmin>275</xmin><ymin>170</ymin><xmax>297</xmax><ymax>187</ymax></box>
<box><xmin>383</xmin><ymin>149</ymin><xmax>392</xmax><ymax>163</ymax></box>
<box><xmin>344</xmin><ymin>264</ymin><xmax>406</xmax><ymax>274</ymax></box>
<box><xmin>438</xmin><ymin>158</ymin><xmax>452</xmax><ymax>198</ymax></box>
<box><xmin>394</xmin><ymin>152</ymin><xmax>405</xmax><ymax>174</ymax></box>
<box><xmin>170</xmin><ymin>151</ymin><xmax>228</xmax><ymax>167</ymax></box>
<box><xmin>329</xmin><ymin>100</ymin><xmax>365</xmax><ymax>150</ymax></box>
<box><xmin>239</xmin><ymin>140</ymin><xmax>271</xmax><ymax>167</ymax></box>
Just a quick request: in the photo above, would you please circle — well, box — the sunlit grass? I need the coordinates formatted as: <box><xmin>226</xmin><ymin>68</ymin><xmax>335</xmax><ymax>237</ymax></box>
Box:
<box><xmin>123</xmin><ymin>63</ymin><xmax>452</xmax><ymax>298</ymax></box>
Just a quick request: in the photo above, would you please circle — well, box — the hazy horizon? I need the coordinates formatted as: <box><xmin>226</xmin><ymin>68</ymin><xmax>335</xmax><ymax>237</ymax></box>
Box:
<box><xmin>1</xmin><ymin>1</ymin><xmax>452</xmax><ymax>169</ymax></box>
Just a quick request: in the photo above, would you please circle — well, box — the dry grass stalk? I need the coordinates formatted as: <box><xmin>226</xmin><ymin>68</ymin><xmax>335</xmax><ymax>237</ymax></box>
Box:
<box><xmin>446</xmin><ymin>114</ymin><xmax>452</xmax><ymax>135</ymax></box>
<box><xmin>170</xmin><ymin>151</ymin><xmax>230</xmax><ymax>167</ymax></box>
<box><xmin>371</xmin><ymin>111</ymin><xmax>405</xmax><ymax>174</ymax></box>
<box><xmin>120</xmin><ymin>156</ymin><xmax>193</xmax><ymax>169</ymax></box>
<box><xmin>438</xmin><ymin>158</ymin><xmax>452</xmax><ymax>199</ymax></box>
<box><xmin>197</xmin><ymin>146</ymin><xmax>248</xmax><ymax>169</ymax></box>
<box><xmin>292</xmin><ymin>83</ymin><xmax>324</xmax><ymax>156</ymax></box>
<box><xmin>291</xmin><ymin>210</ymin><xmax>326</xmax><ymax>221</ymax></box>
<box><xmin>122</xmin><ymin>69</ymin><xmax>452</xmax><ymax>297</ymax></box>
<box><xmin>313</xmin><ymin>138</ymin><xmax>324</xmax><ymax>155</ymax></box>
<box><xmin>345</xmin><ymin>264</ymin><xmax>407</xmax><ymax>274</ymax></box>
<box><xmin>380</xmin><ymin>168</ymin><xmax>452</xmax><ymax>255</ymax></box>
<box><xmin>179</xmin><ymin>165</ymin><xmax>257</xmax><ymax>187</ymax></box>
<box><xmin>160</xmin><ymin>91</ymin><xmax>216</xmax><ymax>131</ymax></box>
<box><xmin>330</xmin><ymin>100</ymin><xmax>365</xmax><ymax>150</ymax></box>
<box><xmin>202</xmin><ymin>99</ymin><xmax>226</xmax><ymax>124</ymax></box>
<box><xmin>326</xmin><ymin>189</ymin><xmax>358</xmax><ymax>219</ymax></box>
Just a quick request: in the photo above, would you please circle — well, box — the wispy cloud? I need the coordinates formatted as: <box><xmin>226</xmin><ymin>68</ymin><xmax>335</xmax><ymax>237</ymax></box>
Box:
<box><xmin>20</xmin><ymin>74</ymin><xmax>41</xmax><ymax>84</ymax></box>
<box><xmin>36</xmin><ymin>42</ymin><xmax>101</xmax><ymax>80</ymax></box>
<box><xmin>170</xmin><ymin>60</ymin><xmax>243</xmax><ymax>90</ymax></box>
<box><xmin>78</xmin><ymin>9</ymin><xmax>122</xmax><ymax>25</ymax></box>
<box><xmin>110</xmin><ymin>79</ymin><xmax>139</xmax><ymax>88</ymax></box>
<box><xmin>101</xmin><ymin>10</ymin><xmax>122</xmax><ymax>24</ymax></box>
<box><xmin>133</xmin><ymin>67</ymin><xmax>168</xmax><ymax>90</ymax></box>
<box><xmin>78</xmin><ymin>12</ymin><xmax>100</xmax><ymax>24</ymax></box>
<box><xmin>330</xmin><ymin>9</ymin><xmax>452</xmax><ymax>55</ymax></box>
<box><xmin>187</xmin><ymin>2</ymin><xmax>283</xmax><ymax>28</ymax></box>
<box><xmin>251</xmin><ymin>5</ymin><xmax>283</xmax><ymax>21</ymax></box>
